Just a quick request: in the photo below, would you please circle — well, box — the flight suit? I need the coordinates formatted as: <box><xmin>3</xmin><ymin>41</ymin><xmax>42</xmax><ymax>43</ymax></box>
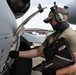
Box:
<box><xmin>42</xmin><ymin>27</ymin><xmax>76</xmax><ymax>75</ymax></box>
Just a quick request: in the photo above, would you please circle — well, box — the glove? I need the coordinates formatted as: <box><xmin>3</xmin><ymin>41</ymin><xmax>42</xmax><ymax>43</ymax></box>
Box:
<box><xmin>9</xmin><ymin>51</ymin><xmax>19</xmax><ymax>59</ymax></box>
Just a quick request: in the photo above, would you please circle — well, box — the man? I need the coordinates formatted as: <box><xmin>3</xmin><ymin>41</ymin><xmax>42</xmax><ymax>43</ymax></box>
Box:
<box><xmin>9</xmin><ymin>6</ymin><xmax>76</xmax><ymax>75</ymax></box>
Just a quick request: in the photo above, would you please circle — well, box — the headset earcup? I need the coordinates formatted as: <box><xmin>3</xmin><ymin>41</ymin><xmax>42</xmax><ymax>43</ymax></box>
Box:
<box><xmin>56</xmin><ymin>13</ymin><xmax>64</xmax><ymax>22</ymax></box>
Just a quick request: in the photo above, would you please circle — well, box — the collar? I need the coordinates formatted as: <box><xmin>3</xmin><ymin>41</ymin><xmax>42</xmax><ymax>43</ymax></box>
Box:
<box><xmin>53</xmin><ymin>22</ymin><xmax>69</xmax><ymax>32</ymax></box>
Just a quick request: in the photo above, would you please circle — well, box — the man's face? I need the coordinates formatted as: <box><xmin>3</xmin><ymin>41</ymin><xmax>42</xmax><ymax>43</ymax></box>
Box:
<box><xmin>49</xmin><ymin>17</ymin><xmax>57</xmax><ymax>27</ymax></box>
<box><xmin>49</xmin><ymin>18</ymin><xmax>54</xmax><ymax>25</ymax></box>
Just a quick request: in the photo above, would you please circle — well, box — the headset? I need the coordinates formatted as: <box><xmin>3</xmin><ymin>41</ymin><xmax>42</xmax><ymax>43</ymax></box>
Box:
<box><xmin>50</xmin><ymin>2</ymin><xmax>64</xmax><ymax>22</ymax></box>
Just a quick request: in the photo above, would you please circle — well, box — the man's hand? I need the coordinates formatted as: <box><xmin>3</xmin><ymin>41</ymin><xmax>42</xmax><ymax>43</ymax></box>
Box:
<box><xmin>9</xmin><ymin>51</ymin><xmax>19</xmax><ymax>59</ymax></box>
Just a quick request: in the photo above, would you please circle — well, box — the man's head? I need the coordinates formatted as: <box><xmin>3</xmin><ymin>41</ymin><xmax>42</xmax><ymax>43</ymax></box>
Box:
<box><xmin>44</xmin><ymin>7</ymin><xmax>68</xmax><ymax>24</ymax></box>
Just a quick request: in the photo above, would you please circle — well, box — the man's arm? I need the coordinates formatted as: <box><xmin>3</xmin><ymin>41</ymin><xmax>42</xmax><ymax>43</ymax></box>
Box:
<box><xmin>56</xmin><ymin>53</ymin><xmax>76</xmax><ymax>75</ymax></box>
<box><xmin>19</xmin><ymin>45</ymin><xmax>44</xmax><ymax>58</ymax></box>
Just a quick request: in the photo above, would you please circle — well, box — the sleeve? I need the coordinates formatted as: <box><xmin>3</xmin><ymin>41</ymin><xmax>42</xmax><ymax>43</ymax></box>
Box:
<box><xmin>42</xmin><ymin>37</ymin><xmax>48</xmax><ymax>47</ymax></box>
<box><xmin>42</xmin><ymin>33</ymin><xmax>56</xmax><ymax>47</ymax></box>
<box><xmin>69</xmin><ymin>35</ymin><xmax>76</xmax><ymax>53</ymax></box>
<box><xmin>42</xmin><ymin>34</ymin><xmax>53</xmax><ymax>47</ymax></box>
